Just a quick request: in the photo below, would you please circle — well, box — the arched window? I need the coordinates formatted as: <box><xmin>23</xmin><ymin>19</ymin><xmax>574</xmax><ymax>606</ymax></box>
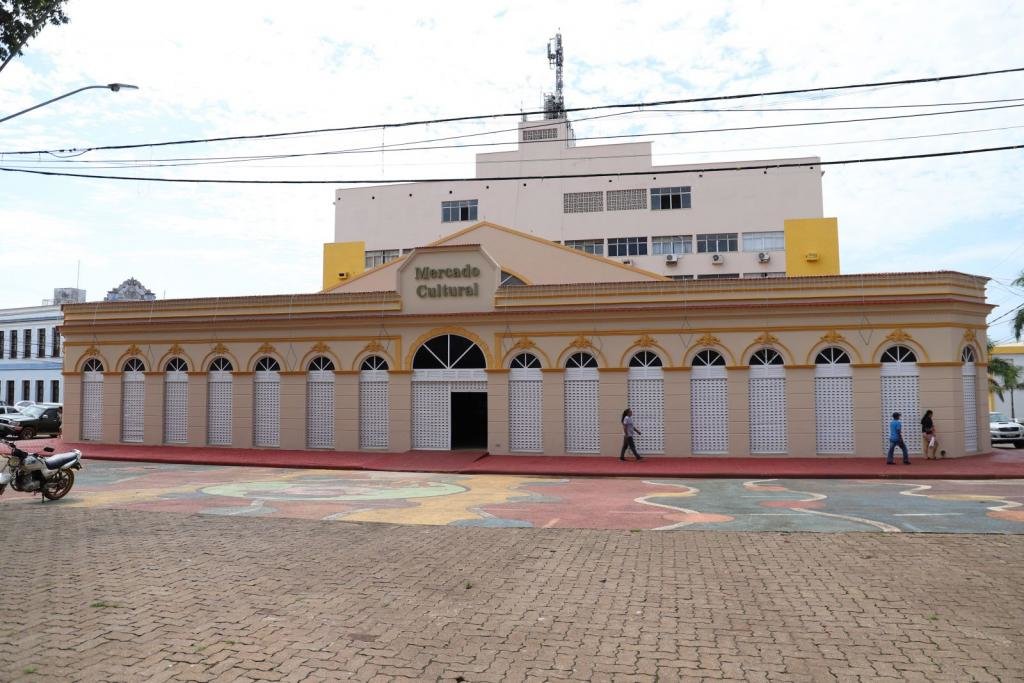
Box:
<box><xmin>962</xmin><ymin>346</ymin><xmax>978</xmax><ymax>452</ymax></box>
<box><xmin>413</xmin><ymin>334</ymin><xmax>486</xmax><ymax>369</ymax></box>
<box><xmin>565</xmin><ymin>352</ymin><xmax>598</xmax><ymax>368</ymax></box>
<box><xmin>881</xmin><ymin>345</ymin><xmax>917</xmax><ymax>364</ymax></box>
<box><xmin>306</xmin><ymin>357</ymin><xmax>335</xmax><ymax>449</ymax></box>
<box><xmin>692</xmin><ymin>349</ymin><xmax>725</xmax><ymax>366</ymax></box>
<box><xmin>255</xmin><ymin>356</ymin><xmax>281</xmax><ymax>372</ymax></box>
<box><xmin>83</xmin><ymin>358</ymin><xmax>105</xmax><ymax>372</ymax></box>
<box><xmin>165</xmin><ymin>357</ymin><xmax>189</xmax><ymax>372</ymax></box>
<box><xmin>815</xmin><ymin>347</ymin><xmax>851</xmax><ymax>365</ymax></box>
<box><xmin>209</xmin><ymin>357</ymin><xmax>233</xmax><ymax>372</ymax></box>
<box><xmin>510</xmin><ymin>352</ymin><xmax>541</xmax><ymax>369</ymax></box>
<box><xmin>207</xmin><ymin>357</ymin><xmax>234</xmax><ymax>446</ymax></box>
<box><xmin>629</xmin><ymin>350</ymin><xmax>663</xmax><ymax>367</ymax></box>
<box><xmin>750</xmin><ymin>348</ymin><xmax>783</xmax><ymax>365</ymax></box>
<box><xmin>81</xmin><ymin>358</ymin><xmax>105</xmax><ymax>441</ymax></box>
<box><xmin>164</xmin><ymin>358</ymin><xmax>189</xmax><ymax>444</ymax></box>
<box><xmin>961</xmin><ymin>346</ymin><xmax>976</xmax><ymax>363</ymax></box>
<box><xmin>121</xmin><ymin>358</ymin><xmax>146</xmax><ymax>443</ymax></box>
<box><xmin>308</xmin><ymin>356</ymin><xmax>335</xmax><ymax>372</ymax></box>
<box><xmin>360</xmin><ymin>355</ymin><xmax>389</xmax><ymax>371</ymax></box>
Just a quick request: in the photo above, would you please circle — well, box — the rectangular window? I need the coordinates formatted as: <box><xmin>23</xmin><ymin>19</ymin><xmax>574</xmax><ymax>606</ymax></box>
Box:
<box><xmin>607</xmin><ymin>237</ymin><xmax>649</xmax><ymax>257</ymax></box>
<box><xmin>650</xmin><ymin>186</ymin><xmax>692</xmax><ymax>210</ymax></box>
<box><xmin>669</xmin><ymin>274</ymin><xmax>695</xmax><ymax>281</ymax></box>
<box><xmin>37</xmin><ymin>328</ymin><xmax>46</xmax><ymax>358</ymax></box>
<box><xmin>651</xmin><ymin>235</ymin><xmax>692</xmax><ymax>255</ymax></box>
<box><xmin>9</xmin><ymin>330</ymin><xmax>16</xmax><ymax>358</ymax></box>
<box><xmin>364</xmin><ymin>249</ymin><xmax>400</xmax><ymax>269</ymax></box>
<box><xmin>562</xmin><ymin>191</ymin><xmax>604</xmax><ymax>213</ymax></box>
<box><xmin>563</xmin><ymin>239</ymin><xmax>605</xmax><ymax>255</ymax></box>
<box><xmin>51</xmin><ymin>328</ymin><xmax>60</xmax><ymax>357</ymax></box>
<box><xmin>696</xmin><ymin>233</ymin><xmax>739</xmax><ymax>253</ymax></box>
<box><xmin>22</xmin><ymin>329</ymin><xmax>31</xmax><ymax>358</ymax></box>
<box><xmin>742</xmin><ymin>271</ymin><xmax>786</xmax><ymax>279</ymax></box>
<box><xmin>50</xmin><ymin>380</ymin><xmax>60</xmax><ymax>403</ymax></box>
<box><xmin>441</xmin><ymin>199</ymin><xmax>478</xmax><ymax>223</ymax></box>
<box><xmin>0</xmin><ymin>331</ymin><xmax>4</xmax><ymax>360</ymax></box>
<box><xmin>5</xmin><ymin>380</ymin><xmax>13</xmax><ymax>406</ymax></box>
<box><xmin>742</xmin><ymin>231</ymin><xmax>785</xmax><ymax>252</ymax></box>
<box><xmin>35</xmin><ymin>380</ymin><xmax>44</xmax><ymax>403</ymax></box>
<box><xmin>696</xmin><ymin>273</ymin><xmax>741</xmax><ymax>280</ymax></box>
<box><xmin>21</xmin><ymin>380</ymin><xmax>30</xmax><ymax>401</ymax></box>
<box><xmin>607</xmin><ymin>189</ymin><xmax>647</xmax><ymax>211</ymax></box>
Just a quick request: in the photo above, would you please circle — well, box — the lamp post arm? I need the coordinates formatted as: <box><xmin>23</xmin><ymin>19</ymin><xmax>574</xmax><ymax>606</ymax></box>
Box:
<box><xmin>0</xmin><ymin>84</ymin><xmax>137</xmax><ymax>124</ymax></box>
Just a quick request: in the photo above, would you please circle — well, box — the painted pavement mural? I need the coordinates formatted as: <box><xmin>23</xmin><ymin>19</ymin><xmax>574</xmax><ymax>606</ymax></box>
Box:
<box><xmin>2</xmin><ymin>460</ymin><xmax>1023</xmax><ymax>533</ymax></box>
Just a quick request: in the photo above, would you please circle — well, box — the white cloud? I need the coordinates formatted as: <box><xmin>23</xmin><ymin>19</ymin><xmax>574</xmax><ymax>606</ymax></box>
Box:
<box><xmin>0</xmin><ymin>0</ymin><xmax>1023</xmax><ymax>314</ymax></box>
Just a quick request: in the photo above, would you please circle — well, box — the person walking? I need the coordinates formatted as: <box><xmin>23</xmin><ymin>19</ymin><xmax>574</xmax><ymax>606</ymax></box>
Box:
<box><xmin>620</xmin><ymin>408</ymin><xmax>643</xmax><ymax>461</ymax></box>
<box><xmin>886</xmin><ymin>411</ymin><xmax>910</xmax><ymax>465</ymax></box>
<box><xmin>921</xmin><ymin>409</ymin><xmax>940</xmax><ymax>459</ymax></box>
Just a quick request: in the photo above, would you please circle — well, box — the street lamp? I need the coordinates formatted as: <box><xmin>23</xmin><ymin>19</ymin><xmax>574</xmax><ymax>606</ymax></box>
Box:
<box><xmin>0</xmin><ymin>83</ymin><xmax>139</xmax><ymax>124</ymax></box>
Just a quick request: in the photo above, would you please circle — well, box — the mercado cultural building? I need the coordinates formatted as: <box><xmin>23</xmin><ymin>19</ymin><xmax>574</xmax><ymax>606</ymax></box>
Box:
<box><xmin>60</xmin><ymin>221</ymin><xmax>992</xmax><ymax>458</ymax></box>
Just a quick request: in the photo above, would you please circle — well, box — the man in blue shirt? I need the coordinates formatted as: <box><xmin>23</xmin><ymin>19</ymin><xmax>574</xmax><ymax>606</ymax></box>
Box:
<box><xmin>886</xmin><ymin>411</ymin><xmax>910</xmax><ymax>465</ymax></box>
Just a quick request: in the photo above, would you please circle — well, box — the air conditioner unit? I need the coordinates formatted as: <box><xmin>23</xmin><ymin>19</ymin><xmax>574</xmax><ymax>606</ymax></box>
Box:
<box><xmin>711</xmin><ymin>254</ymin><xmax>724</xmax><ymax>265</ymax></box>
<box><xmin>622</xmin><ymin>259</ymin><xmax>633</xmax><ymax>265</ymax></box>
<box><xmin>665</xmin><ymin>254</ymin><xmax>679</xmax><ymax>264</ymax></box>
<box><xmin>805</xmin><ymin>252</ymin><xmax>820</xmax><ymax>262</ymax></box>
<box><xmin>757</xmin><ymin>252</ymin><xmax>771</xmax><ymax>263</ymax></box>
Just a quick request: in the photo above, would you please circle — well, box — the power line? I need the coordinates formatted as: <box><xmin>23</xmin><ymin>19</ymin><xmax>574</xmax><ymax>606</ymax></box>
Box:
<box><xmin>4</xmin><ymin>123</ymin><xmax>1023</xmax><ymax>172</ymax></box>
<box><xmin>2</xmin><ymin>144</ymin><xmax>1021</xmax><ymax>185</ymax></box>
<box><xmin>6</xmin><ymin>101</ymin><xmax>1023</xmax><ymax>169</ymax></box>
<box><xmin>3</xmin><ymin>65</ymin><xmax>1023</xmax><ymax>156</ymax></box>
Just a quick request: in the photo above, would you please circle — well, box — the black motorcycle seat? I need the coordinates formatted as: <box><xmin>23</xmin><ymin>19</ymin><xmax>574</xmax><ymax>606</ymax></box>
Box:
<box><xmin>43</xmin><ymin>452</ymin><xmax>78</xmax><ymax>470</ymax></box>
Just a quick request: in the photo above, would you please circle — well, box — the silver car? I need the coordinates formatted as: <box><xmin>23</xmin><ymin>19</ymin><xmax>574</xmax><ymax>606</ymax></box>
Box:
<box><xmin>989</xmin><ymin>412</ymin><xmax>1024</xmax><ymax>448</ymax></box>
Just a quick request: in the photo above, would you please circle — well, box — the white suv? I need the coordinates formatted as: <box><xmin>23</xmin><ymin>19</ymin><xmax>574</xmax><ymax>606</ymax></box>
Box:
<box><xmin>990</xmin><ymin>412</ymin><xmax>1024</xmax><ymax>448</ymax></box>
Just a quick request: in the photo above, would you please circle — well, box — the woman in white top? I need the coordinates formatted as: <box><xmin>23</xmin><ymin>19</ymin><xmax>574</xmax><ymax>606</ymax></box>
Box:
<box><xmin>620</xmin><ymin>408</ymin><xmax>643</xmax><ymax>461</ymax></box>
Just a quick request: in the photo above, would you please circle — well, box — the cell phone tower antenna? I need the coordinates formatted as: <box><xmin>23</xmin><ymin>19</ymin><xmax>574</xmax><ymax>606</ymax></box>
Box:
<box><xmin>543</xmin><ymin>32</ymin><xmax>565</xmax><ymax>120</ymax></box>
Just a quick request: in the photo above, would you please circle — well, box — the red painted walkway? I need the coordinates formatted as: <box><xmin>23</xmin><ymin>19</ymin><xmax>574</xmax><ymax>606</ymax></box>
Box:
<box><xmin>18</xmin><ymin>438</ymin><xmax>1024</xmax><ymax>479</ymax></box>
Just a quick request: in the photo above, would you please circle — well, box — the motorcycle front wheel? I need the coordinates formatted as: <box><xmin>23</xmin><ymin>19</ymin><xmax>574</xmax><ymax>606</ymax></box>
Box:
<box><xmin>42</xmin><ymin>470</ymin><xmax>74</xmax><ymax>501</ymax></box>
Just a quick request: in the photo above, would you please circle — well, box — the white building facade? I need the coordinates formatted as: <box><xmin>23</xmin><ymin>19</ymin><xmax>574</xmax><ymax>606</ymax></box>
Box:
<box><xmin>331</xmin><ymin>118</ymin><xmax>837</xmax><ymax>283</ymax></box>
<box><xmin>0</xmin><ymin>304</ymin><xmax>65</xmax><ymax>406</ymax></box>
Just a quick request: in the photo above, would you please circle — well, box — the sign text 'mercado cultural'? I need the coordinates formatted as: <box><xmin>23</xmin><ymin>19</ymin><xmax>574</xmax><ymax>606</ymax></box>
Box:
<box><xmin>414</xmin><ymin>264</ymin><xmax>481</xmax><ymax>298</ymax></box>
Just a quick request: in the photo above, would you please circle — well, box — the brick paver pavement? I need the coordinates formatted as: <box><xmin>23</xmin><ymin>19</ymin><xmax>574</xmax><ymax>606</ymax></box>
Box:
<box><xmin>1</xmin><ymin>506</ymin><xmax>1021</xmax><ymax>682</ymax></box>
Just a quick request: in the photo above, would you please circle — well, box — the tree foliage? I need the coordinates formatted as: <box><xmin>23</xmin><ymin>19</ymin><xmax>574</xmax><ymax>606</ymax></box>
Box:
<box><xmin>0</xmin><ymin>0</ymin><xmax>69</xmax><ymax>75</ymax></box>
<box><xmin>1013</xmin><ymin>270</ymin><xmax>1024</xmax><ymax>341</ymax></box>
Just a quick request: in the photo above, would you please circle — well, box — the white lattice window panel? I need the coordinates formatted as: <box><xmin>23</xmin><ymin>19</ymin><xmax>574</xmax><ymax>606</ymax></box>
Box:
<box><xmin>563</xmin><ymin>191</ymin><xmax>604</xmax><ymax>214</ymax></box>
<box><xmin>81</xmin><ymin>373</ymin><xmax>104</xmax><ymax>441</ymax></box>
<box><xmin>412</xmin><ymin>381</ymin><xmax>450</xmax><ymax>450</ymax></box>
<box><xmin>565</xmin><ymin>378</ymin><xmax>599</xmax><ymax>453</ymax></box>
<box><xmin>963</xmin><ymin>363</ymin><xmax>978</xmax><ymax>452</ymax></box>
<box><xmin>359</xmin><ymin>371</ymin><xmax>389</xmax><ymax>449</ymax></box>
<box><xmin>881</xmin><ymin>374</ymin><xmax>921</xmax><ymax>454</ymax></box>
<box><xmin>207</xmin><ymin>373</ymin><xmax>233</xmax><ymax>445</ymax></box>
<box><xmin>254</xmin><ymin>372</ymin><xmax>281</xmax><ymax>448</ymax></box>
<box><xmin>522</xmin><ymin>127</ymin><xmax>558</xmax><ymax>141</ymax></box>
<box><xmin>509</xmin><ymin>374</ymin><xmax>543</xmax><ymax>453</ymax></box>
<box><xmin>628</xmin><ymin>372</ymin><xmax>664</xmax><ymax>454</ymax></box>
<box><xmin>121</xmin><ymin>372</ymin><xmax>145</xmax><ymax>443</ymax></box>
<box><xmin>607</xmin><ymin>189</ymin><xmax>647</xmax><ymax>211</ymax></box>
<box><xmin>163</xmin><ymin>375</ymin><xmax>188</xmax><ymax>444</ymax></box>
<box><xmin>691</xmin><ymin>377</ymin><xmax>728</xmax><ymax>454</ymax></box>
<box><xmin>749</xmin><ymin>376</ymin><xmax>786</xmax><ymax>454</ymax></box>
<box><xmin>814</xmin><ymin>376</ymin><xmax>854</xmax><ymax>454</ymax></box>
<box><xmin>306</xmin><ymin>378</ymin><xmax>334</xmax><ymax>449</ymax></box>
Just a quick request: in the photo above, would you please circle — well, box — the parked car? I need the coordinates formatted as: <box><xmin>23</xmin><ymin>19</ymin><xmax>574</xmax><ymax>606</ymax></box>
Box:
<box><xmin>0</xmin><ymin>403</ymin><xmax>62</xmax><ymax>439</ymax></box>
<box><xmin>989</xmin><ymin>412</ymin><xmax>1024</xmax><ymax>448</ymax></box>
<box><xmin>0</xmin><ymin>406</ymin><xmax>22</xmax><ymax>416</ymax></box>
<box><xmin>14</xmin><ymin>400</ymin><xmax>34</xmax><ymax>409</ymax></box>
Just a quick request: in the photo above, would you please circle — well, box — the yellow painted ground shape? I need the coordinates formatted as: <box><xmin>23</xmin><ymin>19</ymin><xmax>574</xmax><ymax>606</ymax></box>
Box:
<box><xmin>341</xmin><ymin>474</ymin><xmax>550</xmax><ymax>525</ymax></box>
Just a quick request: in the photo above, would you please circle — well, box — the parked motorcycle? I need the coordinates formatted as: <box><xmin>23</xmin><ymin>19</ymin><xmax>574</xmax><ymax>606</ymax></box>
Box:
<box><xmin>0</xmin><ymin>438</ymin><xmax>82</xmax><ymax>502</ymax></box>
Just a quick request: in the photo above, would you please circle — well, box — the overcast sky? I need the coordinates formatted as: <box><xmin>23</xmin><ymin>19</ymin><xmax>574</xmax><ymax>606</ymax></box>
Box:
<box><xmin>1</xmin><ymin>1</ymin><xmax>1022</xmax><ymax>342</ymax></box>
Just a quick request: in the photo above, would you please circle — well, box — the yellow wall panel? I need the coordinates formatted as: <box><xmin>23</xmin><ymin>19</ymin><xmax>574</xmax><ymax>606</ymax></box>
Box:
<box><xmin>784</xmin><ymin>218</ymin><xmax>840</xmax><ymax>276</ymax></box>
<box><xmin>322</xmin><ymin>242</ymin><xmax>366</xmax><ymax>290</ymax></box>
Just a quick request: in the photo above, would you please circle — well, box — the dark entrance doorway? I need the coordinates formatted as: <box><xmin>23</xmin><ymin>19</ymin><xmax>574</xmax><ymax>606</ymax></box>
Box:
<box><xmin>450</xmin><ymin>392</ymin><xmax>487</xmax><ymax>449</ymax></box>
